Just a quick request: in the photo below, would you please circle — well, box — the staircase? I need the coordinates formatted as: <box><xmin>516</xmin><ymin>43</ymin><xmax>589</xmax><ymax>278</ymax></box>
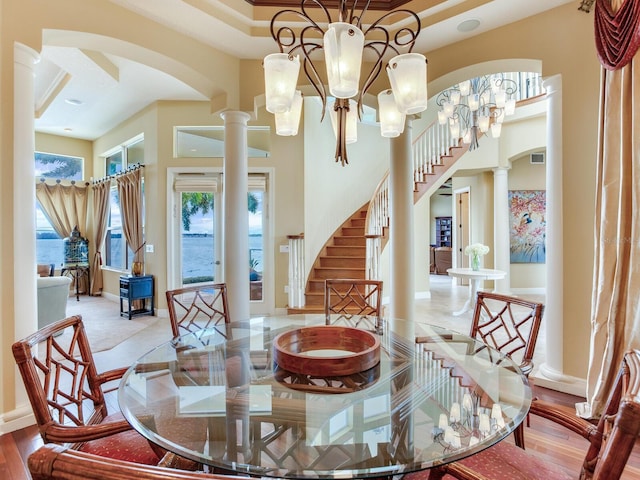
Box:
<box><xmin>286</xmin><ymin>73</ymin><xmax>546</xmax><ymax>314</ymax></box>
<box><xmin>287</xmin><ymin>123</ymin><xmax>474</xmax><ymax>314</ymax></box>
<box><xmin>287</xmin><ymin>206</ymin><xmax>368</xmax><ymax>314</ymax></box>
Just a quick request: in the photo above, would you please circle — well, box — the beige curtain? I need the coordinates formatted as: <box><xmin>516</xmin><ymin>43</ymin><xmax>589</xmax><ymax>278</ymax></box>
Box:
<box><xmin>116</xmin><ymin>168</ymin><xmax>145</xmax><ymax>269</ymax></box>
<box><xmin>90</xmin><ymin>180</ymin><xmax>110</xmax><ymax>295</ymax></box>
<box><xmin>35</xmin><ymin>181</ymin><xmax>88</xmax><ymax>237</ymax></box>
<box><xmin>587</xmin><ymin>0</ymin><xmax>640</xmax><ymax>417</ymax></box>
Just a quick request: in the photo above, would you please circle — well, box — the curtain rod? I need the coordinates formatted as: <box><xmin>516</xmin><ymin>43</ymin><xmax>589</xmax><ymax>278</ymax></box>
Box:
<box><xmin>38</xmin><ymin>178</ymin><xmax>90</xmax><ymax>186</ymax></box>
<box><xmin>91</xmin><ymin>163</ymin><xmax>145</xmax><ymax>185</ymax></box>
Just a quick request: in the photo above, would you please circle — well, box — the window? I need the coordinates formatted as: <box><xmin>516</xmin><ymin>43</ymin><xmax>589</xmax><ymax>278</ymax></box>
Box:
<box><xmin>35</xmin><ymin>152</ymin><xmax>84</xmax><ymax>267</ymax></box>
<box><xmin>36</xmin><ymin>203</ymin><xmax>64</xmax><ymax>267</ymax></box>
<box><xmin>35</xmin><ymin>151</ymin><xmax>83</xmax><ymax>180</ymax></box>
<box><xmin>103</xmin><ymin>137</ymin><xmax>144</xmax><ymax>270</ymax></box>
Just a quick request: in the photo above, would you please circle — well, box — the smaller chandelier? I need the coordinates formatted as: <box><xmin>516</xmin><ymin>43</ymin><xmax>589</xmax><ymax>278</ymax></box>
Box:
<box><xmin>263</xmin><ymin>0</ymin><xmax>428</xmax><ymax>166</ymax></box>
<box><xmin>432</xmin><ymin>390</ymin><xmax>507</xmax><ymax>453</ymax></box>
<box><xmin>436</xmin><ymin>74</ymin><xmax>517</xmax><ymax>151</ymax></box>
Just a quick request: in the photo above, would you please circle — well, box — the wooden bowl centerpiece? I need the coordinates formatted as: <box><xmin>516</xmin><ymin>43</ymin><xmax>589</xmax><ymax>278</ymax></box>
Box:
<box><xmin>272</xmin><ymin>326</ymin><xmax>381</xmax><ymax>376</ymax></box>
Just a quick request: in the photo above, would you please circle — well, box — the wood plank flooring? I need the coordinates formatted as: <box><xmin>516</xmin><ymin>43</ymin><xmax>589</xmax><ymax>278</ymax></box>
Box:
<box><xmin>2</xmin><ymin>384</ymin><xmax>640</xmax><ymax>479</ymax></box>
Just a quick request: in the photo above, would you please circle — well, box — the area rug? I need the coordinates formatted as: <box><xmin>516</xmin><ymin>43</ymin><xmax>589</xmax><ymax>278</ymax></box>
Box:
<box><xmin>63</xmin><ymin>294</ymin><xmax>159</xmax><ymax>353</ymax></box>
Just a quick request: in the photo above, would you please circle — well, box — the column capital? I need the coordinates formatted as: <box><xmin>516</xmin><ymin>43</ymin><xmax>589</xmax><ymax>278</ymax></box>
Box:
<box><xmin>14</xmin><ymin>43</ymin><xmax>40</xmax><ymax>69</ymax></box>
<box><xmin>542</xmin><ymin>74</ymin><xmax>562</xmax><ymax>94</ymax></box>
<box><xmin>220</xmin><ymin>110</ymin><xmax>251</xmax><ymax>125</ymax></box>
<box><xmin>492</xmin><ymin>166</ymin><xmax>510</xmax><ymax>176</ymax></box>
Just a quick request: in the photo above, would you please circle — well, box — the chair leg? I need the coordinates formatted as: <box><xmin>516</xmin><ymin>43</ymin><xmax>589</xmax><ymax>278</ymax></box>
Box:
<box><xmin>513</xmin><ymin>422</ymin><xmax>525</xmax><ymax>449</ymax></box>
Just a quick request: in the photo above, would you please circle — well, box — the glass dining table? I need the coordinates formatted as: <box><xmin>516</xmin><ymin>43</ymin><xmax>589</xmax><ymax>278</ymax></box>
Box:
<box><xmin>118</xmin><ymin>315</ymin><xmax>531</xmax><ymax>479</ymax></box>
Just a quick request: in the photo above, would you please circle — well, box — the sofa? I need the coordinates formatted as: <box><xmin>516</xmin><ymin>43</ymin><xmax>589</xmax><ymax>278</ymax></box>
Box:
<box><xmin>37</xmin><ymin>276</ymin><xmax>72</xmax><ymax>330</ymax></box>
<box><xmin>433</xmin><ymin>246</ymin><xmax>453</xmax><ymax>275</ymax></box>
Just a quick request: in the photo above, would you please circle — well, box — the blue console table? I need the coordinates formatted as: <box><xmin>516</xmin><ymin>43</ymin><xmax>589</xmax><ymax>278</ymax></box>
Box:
<box><xmin>119</xmin><ymin>275</ymin><xmax>154</xmax><ymax>319</ymax></box>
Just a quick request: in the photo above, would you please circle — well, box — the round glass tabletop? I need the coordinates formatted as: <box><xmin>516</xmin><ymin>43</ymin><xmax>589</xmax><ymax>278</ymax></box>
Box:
<box><xmin>118</xmin><ymin>315</ymin><xmax>531</xmax><ymax>479</ymax></box>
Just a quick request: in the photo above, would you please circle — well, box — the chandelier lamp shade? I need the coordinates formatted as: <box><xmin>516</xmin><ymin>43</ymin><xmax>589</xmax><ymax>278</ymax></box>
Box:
<box><xmin>275</xmin><ymin>89</ymin><xmax>303</xmax><ymax>136</ymax></box>
<box><xmin>377</xmin><ymin>89</ymin><xmax>405</xmax><ymax>138</ymax></box>
<box><xmin>436</xmin><ymin>74</ymin><xmax>517</xmax><ymax>151</ymax></box>
<box><xmin>262</xmin><ymin>0</ymin><xmax>428</xmax><ymax>166</ymax></box>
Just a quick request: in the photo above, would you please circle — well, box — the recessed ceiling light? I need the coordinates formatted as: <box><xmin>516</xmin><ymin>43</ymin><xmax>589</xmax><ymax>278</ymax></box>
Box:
<box><xmin>457</xmin><ymin>19</ymin><xmax>481</xmax><ymax>33</ymax></box>
<box><xmin>64</xmin><ymin>128</ymin><xmax>73</xmax><ymax>132</ymax></box>
<box><xmin>64</xmin><ymin>98</ymin><xmax>83</xmax><ymax>106</ymax></box>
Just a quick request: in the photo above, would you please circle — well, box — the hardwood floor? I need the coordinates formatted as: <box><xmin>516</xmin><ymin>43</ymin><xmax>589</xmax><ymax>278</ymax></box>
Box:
<box><xmin>2</xmin><ymin>384</ymin><xmax>640</xmax><ymax>479</ymax></box>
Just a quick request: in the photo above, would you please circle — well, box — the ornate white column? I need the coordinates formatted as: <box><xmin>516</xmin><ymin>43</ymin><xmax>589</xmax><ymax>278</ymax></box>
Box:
<box><xmin>389</xmin><ymin>118</ymin><xmax>414</xmax><ymax>333</ymax></box>
<box><xmin>14</xmin><ymin>43</ymin><xmax>39</xmax><ymax>340</ymax></box>
<box><xmin>493</xmin><ymin>167</ymin><xmax>511</xmax><ymax>293</ymax></box>
<box><xmin>536</xmin><ymin>75</ymin><xmax>570</xmax><ymax>389</ymax></box>
<box><xmin>221</xmin><ymin>111</ymin><xmax>251</xmax><ymax>322</ymax></box>
<box><xmin>12</xmin><ymin>42</ymin><xmax>40</xmax><ymax>427</ymax></box>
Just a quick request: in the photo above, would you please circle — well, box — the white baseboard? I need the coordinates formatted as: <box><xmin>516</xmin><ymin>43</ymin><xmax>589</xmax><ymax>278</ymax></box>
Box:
<box><xmin>531</xmin><ymin>369</ymin><xmax>587</xmax><ymax>398</ymax></box>
<box><xmin>0</xmin><ymin>406</ymin><xmax>35</xmax><ymax>435</ymax></box>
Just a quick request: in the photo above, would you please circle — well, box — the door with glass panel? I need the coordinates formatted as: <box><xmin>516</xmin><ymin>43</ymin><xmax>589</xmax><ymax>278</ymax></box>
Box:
<box><xmin>173</xmin><ymin>173</ymin><xmax>222</xmax><ymax>286</ymax></box>
<box><xmin>169</xmin><ymin>170</ymin><xmax>272</xmax><ymax>315</ymax></box>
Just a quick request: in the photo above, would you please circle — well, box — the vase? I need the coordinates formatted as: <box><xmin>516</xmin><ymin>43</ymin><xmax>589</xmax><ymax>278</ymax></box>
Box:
<box><xmin>131</xmin><ymin>261</ymin><xmax>144</xmax><ymax>276</ymax></box>
<box><xmin>471</xmin><ymin>254</ymin><xmax>480</xmax><ymax>271</ymax></box>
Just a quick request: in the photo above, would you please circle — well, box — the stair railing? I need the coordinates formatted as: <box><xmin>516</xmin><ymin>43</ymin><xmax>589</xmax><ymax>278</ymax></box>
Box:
<box><xmin>364</xmin><ymin>71</ymin><xmax>545</xmax><ymax>280</ymax></box>
<box><xmin>287</xmin><ymin>234</ymin><xmax>305</xmax><ymax>308</ymax></box>
<box><xmin>286</xmin><ymin>72</ymin><xmax>545</xmax><ymax>300</ymax></box>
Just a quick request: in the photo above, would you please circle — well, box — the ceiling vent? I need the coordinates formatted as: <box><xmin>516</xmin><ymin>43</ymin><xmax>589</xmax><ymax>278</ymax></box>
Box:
<box><xmin>530</xmin><ymin>152</ymin><xmax>545</xmax><ymax>164</ymax></box>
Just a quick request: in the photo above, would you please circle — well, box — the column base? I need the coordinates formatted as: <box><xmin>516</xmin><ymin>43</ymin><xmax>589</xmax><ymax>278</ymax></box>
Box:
<box><xmin>531</xmin><ymin>363</ymin><xmax>587</xmax><ymax>397</ymax></box>
<box><xmin>0</xmin><ymin>405</ymin><xmax>35</xmax><ymax>435</ymax></box>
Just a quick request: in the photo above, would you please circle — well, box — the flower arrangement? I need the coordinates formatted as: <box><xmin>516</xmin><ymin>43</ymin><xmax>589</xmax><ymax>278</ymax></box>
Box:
<box><xmin>464</xmin><ymin>243</ymin><xmax>489</xmax><ymax>271</ymax></box>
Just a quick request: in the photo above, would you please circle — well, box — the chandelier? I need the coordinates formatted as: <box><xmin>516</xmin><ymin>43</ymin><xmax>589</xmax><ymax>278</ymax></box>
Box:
<box><xmin>435</xmin><ymin>74</ymin><xmax>517</xmax><ymax>151</ymax></box>
<box><xmin>262</xmin><ymin>0</ymin><xmax>428</xmax><ymax>166</ymax></box>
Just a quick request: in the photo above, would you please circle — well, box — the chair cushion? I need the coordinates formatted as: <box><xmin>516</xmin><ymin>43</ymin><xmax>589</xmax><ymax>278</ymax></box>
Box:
<box><xmin>405</xmin><ymin>441</ymin><xmax>573</xmax><ymax>480</ymax></box>
<box><xmin>79</xmin><ymin>413</ymin><xmax>161</xmax><ymax>465</ymax></box>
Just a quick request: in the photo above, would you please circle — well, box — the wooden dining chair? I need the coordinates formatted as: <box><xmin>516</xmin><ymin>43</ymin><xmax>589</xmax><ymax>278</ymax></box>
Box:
<box><xmin>406</xmin><ymin>349</ymin><xmax>640</xmax><ymax>480</ymax></box>
<box><xmin>166</xmin><ymin>283</ymin><xmax>230</xmax><ymax>338</ymax></box>
<box><xmin>468</xmin><ymin>292</ymin><xmax>544</xmax><ymax>448</ymax></box>
<box><xmin>470</xmin><ymin>292</ymin><xmax>545</xmax><ymax>378</ymax></box>
<box><xmin>324</xmin><ymin>279</ymin><xmax>383</xmax><ymax>333</ymax></box>
<box><xmin>12</xmin><ymin>315</ymin><xmax>163</xmax><ymax>466</ymax></box>
<box><xmin>28</xmin><ymin>443</ymin><xmax>248</xmax><ymax>480</ymax></box>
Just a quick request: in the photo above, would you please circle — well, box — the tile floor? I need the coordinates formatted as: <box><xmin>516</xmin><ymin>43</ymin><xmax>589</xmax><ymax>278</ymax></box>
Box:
<box><xmin>84</xmin><ymin>274</ymin><xmax>545</xmax><ymax>377</ymax></box>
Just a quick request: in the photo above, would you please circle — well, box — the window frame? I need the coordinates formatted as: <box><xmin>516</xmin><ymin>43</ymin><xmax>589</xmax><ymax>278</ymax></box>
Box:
<box><xmin>102</xmin><ymin>135</ymin><xmax>145</xmax><ymax>272</ymax></box>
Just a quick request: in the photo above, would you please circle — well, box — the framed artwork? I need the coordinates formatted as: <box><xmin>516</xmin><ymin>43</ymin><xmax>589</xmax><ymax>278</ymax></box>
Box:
<box><xmin>509</xmin><ymin>190</ymin><xmax>546</xmax><ymax>263</ymax></box>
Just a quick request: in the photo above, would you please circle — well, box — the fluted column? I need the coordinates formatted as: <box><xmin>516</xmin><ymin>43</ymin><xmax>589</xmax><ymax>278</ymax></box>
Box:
<box><xmin>389</xmin><ymin>118</ymin><xmax>414</xmax><ymax>334</ymax></box>
<box><xmin>537</xmin><ymin>75</ymin><xmax>566</xmax><ymax>384</ymax></box>
<box><xmin>221</xmin><ymin>111</ymin><xmax>251</xmax><ymax>322</ymax></box>
<box><xmin>493</xmin><ymin>167</ymin><xmax>510</xmax><ymax>293</ymax></box>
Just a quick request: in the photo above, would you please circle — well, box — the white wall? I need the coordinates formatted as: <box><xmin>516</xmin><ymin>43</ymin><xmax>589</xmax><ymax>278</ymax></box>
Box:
<box><xmin>303</xmin><ymin>98</ymin><xmax>389</xmax><ymax>280</ymax></box>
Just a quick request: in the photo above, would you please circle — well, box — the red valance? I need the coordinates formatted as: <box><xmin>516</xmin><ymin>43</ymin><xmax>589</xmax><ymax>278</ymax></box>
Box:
<box><xmin>595</xmin><ymin>0</ymin><xmax>640</xmax><ymax>70</ymax></box>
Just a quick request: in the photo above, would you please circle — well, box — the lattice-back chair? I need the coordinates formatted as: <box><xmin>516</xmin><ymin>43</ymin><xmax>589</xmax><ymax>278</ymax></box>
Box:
<box><xmin>406</xmin><ymin>349</ymin><xmax>640</xmax><ymax>480</ymax></box>
<box><xmin>166</xmin><ymin>283</ymin><xmax>230</xmax><ymax>338</ymax></box>
<box><xmin>470</xmin><ymin>292</ymin><xmax>544</xmax><ymax>377</ymax></box>
<box><xmin>29</xmin><ymin>444</ymin><xmax>250</xmax><ymax>480</ymax></box>
<box><xmin>324</xmin><ymin>279</ymin><xmax>383</xmax><ymax>333</ymax></box>
<box><xmin>12</xmin><ymin>315</ymin><xmax>163</xmax><ymax>465</ymax></box>
<box><xmin>469</xmin><ymin>291</ymin><xmax>544</xmax><ymax>448</ymax></box>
